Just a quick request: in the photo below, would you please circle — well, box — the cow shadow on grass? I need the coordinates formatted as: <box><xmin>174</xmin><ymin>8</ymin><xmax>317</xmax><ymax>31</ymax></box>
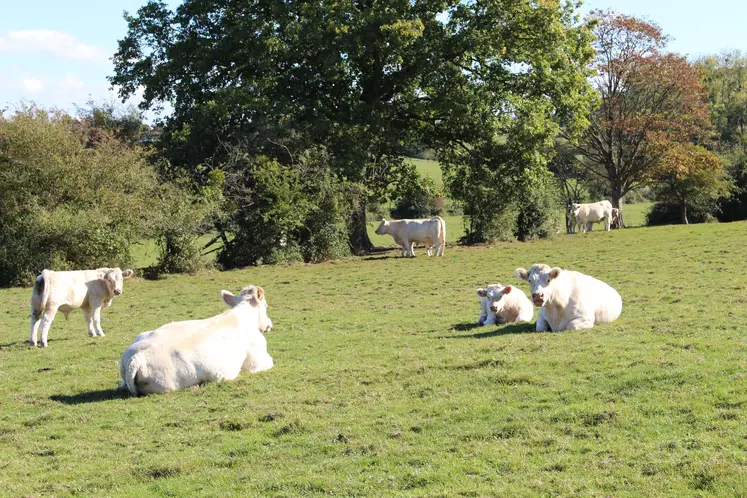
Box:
<box><xmin>0</xmin><ymin>338</ymin><xmax>72</xmax><ymax>350</ymax></box>
<box><xmin>50</xmin><ymin>388</ymin><xmax>131</xmax><ymax>405</ymax></box>
<box><xmin>444</xmin><ymin>322</ymin><xmax>535</xmax><ymax>339</ymax></box>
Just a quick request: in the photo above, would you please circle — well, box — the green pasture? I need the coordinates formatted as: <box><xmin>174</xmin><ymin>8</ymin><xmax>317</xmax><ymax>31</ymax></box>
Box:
<box><xmin>1</xmin><ymin>221</ymin><xmax>746</xmax><ymax>496</ymax></box>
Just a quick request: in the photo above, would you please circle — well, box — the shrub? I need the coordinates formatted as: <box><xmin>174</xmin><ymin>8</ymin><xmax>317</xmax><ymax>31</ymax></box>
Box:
<box><xmin>391</xmin><ymin>176</ymin><xmax>443</xmax><ymax>219</ymax></box>
<box><xmin>217</xmin><ymin>147</ymin><xmax>350</xmax><ymax>268</ymax></box>
<box><xmin>0</xmin><ymin>106</ymin><xmax>164</xmax><ymax>286</ymax></box>
<box><xmin>645</xmin><ymin>202</ymin><xmax>715</xmax><ymax>226</ymax></box>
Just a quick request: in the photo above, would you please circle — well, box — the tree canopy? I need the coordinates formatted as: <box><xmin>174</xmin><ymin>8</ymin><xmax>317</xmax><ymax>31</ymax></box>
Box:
<box><xmin>571</xmin><ymin>10</ymin><xmax>712</xmax><ymax>226</ymax></box>
<box><xmin>111</xmin><ymin>0</ymin><xmax>596</xmax><ymax>250</ymax></box>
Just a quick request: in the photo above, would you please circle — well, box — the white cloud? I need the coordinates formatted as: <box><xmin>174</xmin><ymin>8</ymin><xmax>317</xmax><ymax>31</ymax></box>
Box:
<box><xmin>0</xmin><ymin>30</ymin><xmax>110</xmax><ymax>66</ymax></box>
<box><xmin>22</xmin><ymin>78</ymin><xmax>44</xmax><ymax>92</ymax></box>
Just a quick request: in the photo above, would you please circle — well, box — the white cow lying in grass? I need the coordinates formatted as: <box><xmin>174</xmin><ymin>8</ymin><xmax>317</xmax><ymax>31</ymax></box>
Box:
<box><xmin>514</xmin><ymin>264</ymin><xmax>622</xmax><ymax>332</ymax></box>
<box><xmin>476</xmin><ymin>284</ymin><xmax>534</xmax><ymax>325</ymax></box>
<box><xmin>119</xmin><ymin>285</ymin><xmax>274</xmax><ymax>395</ymax></box>
<box><xmin>571</xmin><ymin>200</ymin><xmax>613</xmax><ymax>232</ymax></box>
<box><xmin>30</xmin><ymin>268</ymin><xmax>133</xmax><ymax>347</ymax></box>
<box><xmin>375</xmin><ymin>217</ymin><xmax>445</xmax><ymax>257</ymax></box>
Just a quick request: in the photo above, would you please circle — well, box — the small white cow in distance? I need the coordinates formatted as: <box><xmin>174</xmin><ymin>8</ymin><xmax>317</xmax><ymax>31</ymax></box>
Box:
<box><xmin>514</xmin><ymin>264</ymin><xmax>622</xmax><ymax>332</ymax></box>
<box><xmin>571</xmin><ymin>200</ymin><xmax>614</xmax><ymax>232</ymax></box>
<box><xmin>375</xmin><ymin>216</ymin><xmax>446</xmax><ymax>257</ymax></box>
<box><xmin>476</xmin><ymin>284</ymin><xmax>534</xmax><ymax>325</ymax></box>
<box><xmin>29</xmin><ymin>268</ymin><xmax>133</xmax><ymax>347</ymax></box>
<box><xmin>119</xmin><ymin>285</ymin><xmax>274</xmax><ymax>395</ymax></box>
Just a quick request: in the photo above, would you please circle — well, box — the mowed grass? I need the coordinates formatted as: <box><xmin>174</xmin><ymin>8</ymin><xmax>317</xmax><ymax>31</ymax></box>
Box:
<box><xmin>1</xmin><ymin>222</ymin><xmax>746</xmax><ymax>496</ymax></box>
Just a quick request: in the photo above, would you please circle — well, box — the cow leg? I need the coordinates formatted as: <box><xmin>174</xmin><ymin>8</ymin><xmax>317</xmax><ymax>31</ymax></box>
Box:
<box><xmin>93</xmin><ymin>307</ymin><xmax>105</xmax><ymax>337</ymax></box>
<box><xmin>535</xmin><ymin>308</ymin><xmax>551</xmax><ymax>332</ymax></box>
<box><xmin>605</xmin><ymin>217</ymin><xmax>611</xmax><ymax>231</ymax></box>
<box><xmin>565</xmin><ymin>317</ymin><xmax>595</xmax><ymax>330</ymax></box>
<box><xmin>485</xmin><ymin>312</ymin><xmax>497</xmax><ymax>326</ymax></box>
<box><xmin>38</xmin><ymin>307</ymin><xmax>59</xmax><ymax>348</ymax></box>
<box><xmin>30</xmin><ymin>309</ymin><xmax>43</xmax><ymax>347</ymax></box>
<box><xmin>403</xmin><ymin>238</ymin><xmax>413</xmax><ymax>257</ymax></box>
<box><xmin>83</xmin><ymin>309</ymin><xmax>97</xmax><ymax>337</ymax></box>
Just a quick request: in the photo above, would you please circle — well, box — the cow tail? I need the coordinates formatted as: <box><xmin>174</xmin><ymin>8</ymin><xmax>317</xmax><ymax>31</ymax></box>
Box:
<box><xmin>435</xmin><ymin>216</ymin><xmax>446</xmax><ymax>255</ymax></box>
<box><xmin>124</xmin><ymin>355</ymin><xmax>142</xmax><ymax>396</ymax></box>
<box><xmin>32</xmin><ymin>270</ymin><xmax>51</xmax><ymax>316</ymax></box>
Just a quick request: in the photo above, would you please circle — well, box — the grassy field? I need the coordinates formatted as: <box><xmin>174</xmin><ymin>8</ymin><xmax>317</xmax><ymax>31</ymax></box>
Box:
<box><xmin>1</xmin><ymin>221</ymin><xmax>746</xmax><ymax>496</ymax></box>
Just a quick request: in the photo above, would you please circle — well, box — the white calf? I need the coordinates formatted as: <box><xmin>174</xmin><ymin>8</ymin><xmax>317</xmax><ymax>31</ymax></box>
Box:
<box><xmin>571</xmin><ymin>200</ymin><xmax>614</xmax><ymax>232</ymax></box>
<box><xmin>375</xmin><ymin>217</ymin><xmax>445</xmax><ymax>257</ymax></box>
<box><xmin>29</xmin><ymin>268</ymin><xmax>133</xmax><ymax>347</ymax></box>
<box><xmin>476</xmin><ymin>284</ymin><xmax>533</xmax><ymax>325</ymax></box>
<box><xmin>119</xmin><ymin>285</ymin><xmax>274</xmax><ymax>395</ymax></box>
<box><xmin>514</xmin><ymin>264</ymin><xmax>622</xmax><ymax>332</ymax></box>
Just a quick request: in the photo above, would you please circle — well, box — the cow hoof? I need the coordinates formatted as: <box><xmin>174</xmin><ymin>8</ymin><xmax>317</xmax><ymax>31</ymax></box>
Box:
<box><xmin>29</xmin><ymin>341</ymin><xmax>37</xmax><ymax>347</ymax></box>
<box><xmin>88</xmin><ymin>331</ymin><xmax>95</xmax><ymax>337</ymax></box>
<box><xmin>41</xmin><ymin>343</ymin><xmax>48</xmax><ymax>348</ymax></box>
<box><xmin>98</xmin><ymin>333</ymin><xmax>105</xmax><ymax>337</ymax></box>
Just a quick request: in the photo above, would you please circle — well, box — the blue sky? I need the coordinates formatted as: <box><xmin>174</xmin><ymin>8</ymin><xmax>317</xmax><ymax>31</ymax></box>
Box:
<box><xmin>1</xmin><ymin>0</ymin><xmax>745</xmax><ymax>121</ymax></box>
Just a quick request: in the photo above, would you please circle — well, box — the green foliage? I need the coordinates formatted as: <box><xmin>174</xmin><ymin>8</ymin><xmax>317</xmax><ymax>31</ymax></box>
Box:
<box><xmin>217</xmin><ymin>147</ymin><xmax>350</xmax><ymax>267</ymax></box>
<box><xmin>391</xmin><ymin>168</ymin><xmax>443</xmax><ymax>219</ymax></box>
<box><xmin>0</xmin><ymin>106</ymin><xmax>163</xmax><ymax>286</ymax></box>
<box><xmin>717</xmin><ymin>151</ymin><xmax>747</xmax><ymax>221</ymax></box>
<box><xmin>2</xmin><ymin>223</ymin><xmax>746</xmax><ymax>495</ymax></box>
<box><xmin>701</xmin><ymin>51</ymin><xmax>747</xmax><ymax>150</ymax></box>
<box><xmin>112</xmin><ymin>0</ymin><xmax>596</xmax><ymax>253</ymax></box>
<box><xmin>151</xmin><ymin>174</ymin><xmax>222</xmax><ymax>277</ymax></box>
<box><xmin>515</xmin><ymin>174</ymin><xmax>563</xmax><ymax>241</ymax></box>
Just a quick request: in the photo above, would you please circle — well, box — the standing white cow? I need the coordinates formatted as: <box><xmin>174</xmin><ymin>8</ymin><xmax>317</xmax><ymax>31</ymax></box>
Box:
<box><xmin>119</xmin><ymin>285</ymin><xmax>274</xmax><ymax>395</ymax></box>
<box><xmin>375</xmin><ymin>216</ymin><xmax>445</xmax><ymax>257</ymax></box>
<box><xmin>476</xmin><ymin>284</ymin><xmax>533</xmax><ymax>325</ymax></box>
<box><xmin>514</xmin><ymin>264</ymin><xmax>622</xmax><ymax>332</ymax></box>
<box><xmin>570</xmin><ymin>200</ymin><xmax>614</xmax><ymax>232</ymax></box>
<box><xmin>29</xmin><ymin>268</ymin><xmax>133</xmax><ymax>347</ymax></box>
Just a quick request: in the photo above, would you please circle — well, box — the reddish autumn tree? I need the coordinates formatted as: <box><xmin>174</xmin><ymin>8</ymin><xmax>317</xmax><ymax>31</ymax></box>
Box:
<box><xmin>571</xmin><ymin>11</ymin><xmax>713</xmax><ymax>227</ymax></box>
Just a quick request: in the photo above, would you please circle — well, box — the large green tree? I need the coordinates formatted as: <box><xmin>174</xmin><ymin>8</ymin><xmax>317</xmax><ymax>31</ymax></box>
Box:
<box><xmin>111</xmin><ymin>0</ymin><xmax>595</xmax><ymax>251</ymax></box>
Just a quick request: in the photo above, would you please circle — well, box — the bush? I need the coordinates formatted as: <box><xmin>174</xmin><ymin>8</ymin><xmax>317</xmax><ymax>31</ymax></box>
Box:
<box><xmin>0</xmin><ymin>106</ymin><xmax>165</xmax><ymax>286</ymax></box>
<box><xmin>391</xmin><ymin>176</ymin><xmax>443</xmax><ymax>219</ymax></box>
<box><xmin>217</xmin><ymin>147</ymin><xmax>350</xmax><ymax>268</ymax></box>
<box><xmin>515</xmin><ymin>176</ymin><xmax>564</xmax><ymax>241</ymax></box>
<box><xmin>645</xmin><ymin>202</ymin><xmax>715</xmax><ymax>226</ymax></box>
<box><xmin>716</xmin><ymin>152</ymin><xmax>747</xmax><ymax>222</ymax></box>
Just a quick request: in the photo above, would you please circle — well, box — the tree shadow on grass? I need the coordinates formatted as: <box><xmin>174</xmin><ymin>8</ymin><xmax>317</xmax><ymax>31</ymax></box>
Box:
<box><xmin>444</xmin><ymin>322</ymin><xmax>535</xmax><ymax>339</ymax></box>
<box><xmin>50</xmin><ymin>388</ymin><xmax>131</xmax><ymax>405</ymax></box>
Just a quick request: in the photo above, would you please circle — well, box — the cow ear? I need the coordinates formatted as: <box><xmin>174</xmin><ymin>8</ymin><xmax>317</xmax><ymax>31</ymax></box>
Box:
<box><xmin>97</xmin><ymin>270</ymin><xmax>109</xmax><ymax>281</ymax></box>
<box><xmin>122</xmin><ymin>269</ymin><xmax>133</xmax><ymax>278</ymax></box>
<box><xmin>221</xmin><ymin>290</ymin><xmax>240</xmax><ymax>307</ymax></box>
<box><xmin>255</xmin><ymin>287</ymin><xmax>265</xmax><ymax>301</ymax></box>
<box><xmin>476</xmin><ymin>288</ymin><xmax>487</xmax><ymax>297</ymax></box>
<box><xmin>549</xmin><ymin>267</ymin><xmax>562</xmax><ymax>280</ymax></box>
<box><xmin>514</xmin><ymin>268</ymin><xmax>529</xmax><ymax>281</ymax></box>
<box><xmin>502</xmin><ymin>286</ymin><xmax>512</xmax><ymax>294</ymax></box>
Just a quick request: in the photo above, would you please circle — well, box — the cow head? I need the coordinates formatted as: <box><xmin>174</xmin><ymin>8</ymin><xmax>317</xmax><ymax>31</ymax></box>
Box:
<box><xmin>514</xmin><ymin>264</ymin><xmax>561</xmax><ymax>307</ymax></box>
<box><xmin>374</xmin><ymin>219</ymin><xmax>390</xmax><ymax>235</ymax></box>
<box><xmin>570</xmin><ymin>204</ymin><xmax>581</xmax><ymax>219</ymax></box>
<box><xmin>98</xmin><ymin>268</ymin><xmax>133</xmax><ymax>296</ymax></box>
<box><xmin>221</xmin><ymin>285</ymin><xmax>273</xmax><ymax>333</ymax></box>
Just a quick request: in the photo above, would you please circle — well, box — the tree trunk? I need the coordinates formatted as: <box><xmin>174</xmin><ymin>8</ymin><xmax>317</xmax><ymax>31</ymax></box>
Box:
<box><xmin>348</xmin><ymin>199</ymin><xmax>374</xmax><ymax>254</ymax></box>
<box><xmin>680</xmin><ymin>199</ymin><xmax>689</xmax><ymax>224</ymax></box>
<box><xmin>611</xmin><ymin>190</ymin><xmax>625</xmax><ymax>228</ymax></box>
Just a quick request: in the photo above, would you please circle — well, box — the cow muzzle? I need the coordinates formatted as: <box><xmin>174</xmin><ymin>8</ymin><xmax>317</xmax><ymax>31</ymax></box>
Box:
<box><xmin>113</xmin><ymin>289</ymin><xmax>122</xmax><ymax>296</ymax></box>
<box><xmin>531</xmin><ymin>293</ymin><xmax>544</xmax><ymax>307</ymax></box>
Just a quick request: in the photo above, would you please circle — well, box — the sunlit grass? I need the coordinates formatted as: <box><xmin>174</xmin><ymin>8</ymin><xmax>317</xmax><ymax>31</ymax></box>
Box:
<box><xmin>1</xmin><ymin>221</ymin><xmax>745</xmax><ymax>496</ymax></box>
